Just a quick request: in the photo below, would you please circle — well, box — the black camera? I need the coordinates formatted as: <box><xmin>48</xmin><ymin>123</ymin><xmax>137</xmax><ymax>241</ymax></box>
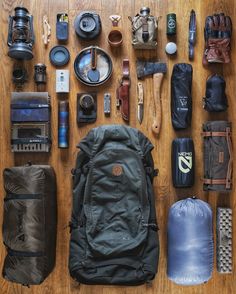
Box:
<box><xmin>74</xmin><ymin>11</ymin><xmax>101</xmax><ymax>40</ymax></box>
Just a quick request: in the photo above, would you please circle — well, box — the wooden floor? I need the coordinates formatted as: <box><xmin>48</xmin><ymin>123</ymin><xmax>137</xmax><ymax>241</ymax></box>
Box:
<box><xmin>0</xmin><ymin>0</ymin><xmax>236</xmax><ymax>293</ymax></box>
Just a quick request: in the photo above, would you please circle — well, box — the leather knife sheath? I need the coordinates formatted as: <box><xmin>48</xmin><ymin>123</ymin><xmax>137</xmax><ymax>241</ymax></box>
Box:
<box><xmin>117</xmin><ymin>59</ymin><xmax>130</xmax><ymax>121</ymax></box>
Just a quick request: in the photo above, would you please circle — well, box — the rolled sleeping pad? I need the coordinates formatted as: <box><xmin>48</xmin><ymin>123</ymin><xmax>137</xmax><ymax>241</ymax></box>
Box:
<box><xmin>167</xmin><ymin>197</ymin><xmax>214</xmax><ymax>285</ymax></box>
<box><xmin>171</xmin><ymin>138</ymin><xmax>195</xmax><ymax>188</ymax></box>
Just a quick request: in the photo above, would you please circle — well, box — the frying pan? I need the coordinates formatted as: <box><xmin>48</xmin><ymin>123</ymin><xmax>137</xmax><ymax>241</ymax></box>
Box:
<box><xmin>74</xmin><ymin>46</ymin><xmax>113</xmax><ymax>86</ymax></box>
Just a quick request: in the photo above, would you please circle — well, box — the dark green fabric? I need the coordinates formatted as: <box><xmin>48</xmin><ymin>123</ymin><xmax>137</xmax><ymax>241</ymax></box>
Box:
<box><xmin>2</xmin><ymin>165</ymin><xmax>57</xmax><ymax>286</ymax></box>
<box><xmin>69</xmin><ymin>125</ymin><xmax>159</xmax><ymax>285</ymax></box>
<box><xmin>203</xmin><ymin>121</ymin><xmax>232</xmax><ymax>191</ymax></box>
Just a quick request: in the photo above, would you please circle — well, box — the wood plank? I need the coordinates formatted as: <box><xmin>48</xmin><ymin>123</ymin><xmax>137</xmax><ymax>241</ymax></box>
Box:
<box><xmin>0</xmin><ymin>0</ymin><xmax>236</xmax><ymax>293</ymax></box>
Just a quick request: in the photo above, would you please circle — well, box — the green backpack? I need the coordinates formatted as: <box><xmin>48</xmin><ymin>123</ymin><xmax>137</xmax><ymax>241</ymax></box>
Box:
<box><xmin>69</xmin><ymin>125</ymin><xmax>159</xmax><ymax>285</ymax></box>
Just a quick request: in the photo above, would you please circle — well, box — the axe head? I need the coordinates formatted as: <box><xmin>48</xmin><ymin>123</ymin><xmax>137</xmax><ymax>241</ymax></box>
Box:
<box><xmin>136</xmin><ymin>60</ymin><xmax>167</xmax><ymax>79</ymax></box>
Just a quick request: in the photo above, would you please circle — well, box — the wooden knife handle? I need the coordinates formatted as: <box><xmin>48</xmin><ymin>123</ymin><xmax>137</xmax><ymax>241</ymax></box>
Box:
<box><xmin>91</xmin><ymin>47</ymin><xmax>97</xmax><ymax>70</ymax></box>
<box><xmin>152</xmin><ymin>72</ymin><xmax>164</xmax><ymax>135</ymax></box>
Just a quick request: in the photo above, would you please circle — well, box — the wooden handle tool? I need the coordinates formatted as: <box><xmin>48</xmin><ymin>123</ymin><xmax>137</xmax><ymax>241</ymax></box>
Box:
<box><xmin>88</xmin><ymin>47</ymin><xmax>100</xmax><ymax>82</ymax></box>
<box><xmin>152</xmin><ymin>72</ymin><xmax>164</xmax><ymax>135</ymax></box>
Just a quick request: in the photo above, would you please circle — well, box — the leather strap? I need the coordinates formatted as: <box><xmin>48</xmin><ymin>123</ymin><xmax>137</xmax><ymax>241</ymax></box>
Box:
<box><xmin>122</xmin><ymin>59</ymin><xmax>130</xmax><ymax>82</ymax></box>
<box><xmin>203</xmin><ymin>178</ymin><xmax>231</xmax><ymax>185</ymax></box>
<box><xmin>116</xmin><ymin>59</ymin><xmax>130</xmax><ymax>121</ymax></box>
<box><xmin>225</xmin><ymin>127</ymin><xmax>233</xmax><ymax>189</ymax></box>
<box><xmin>202</xmin><ymin>131</ymin><xmax>231</xmax><ymax>137</ymax></box>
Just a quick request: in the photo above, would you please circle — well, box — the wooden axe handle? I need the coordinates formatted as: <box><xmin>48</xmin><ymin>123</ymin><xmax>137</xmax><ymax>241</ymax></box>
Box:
<box><xmin>152</xmin><ymin>72</ymin><xmax>164</xmax><ymax>135</ymax></box>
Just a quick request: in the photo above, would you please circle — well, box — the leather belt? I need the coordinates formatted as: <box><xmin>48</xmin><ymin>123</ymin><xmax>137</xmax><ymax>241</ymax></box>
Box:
<box><xmin>116</xmin><ymin>59</ymin><xmax>130</xmax><ymax>121</ymax></box>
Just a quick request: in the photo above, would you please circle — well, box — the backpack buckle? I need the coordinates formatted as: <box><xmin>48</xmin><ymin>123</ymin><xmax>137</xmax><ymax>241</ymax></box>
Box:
<box><xmin>145</xmin><ymin>167</ymin><xmax>159</xmax><ymax>177</ymax></box>
<box><xmin>71</xmin><ymin>168</ymin><xmax>79</xmax><ymax>175</ymax></box>
<box><xmin>142</xmin><ymin>222</ymin><xmax>158</xmax><ymax>231</ymax></box>
<box><xmin>71</xmin><ymin>167</ymin><xmax>88</xmax><ymax>176</ymax></box>
<box><xmin>148</xmin><ymin>223</ymin><xmax>158</xmax><ymax>231</ymax></box>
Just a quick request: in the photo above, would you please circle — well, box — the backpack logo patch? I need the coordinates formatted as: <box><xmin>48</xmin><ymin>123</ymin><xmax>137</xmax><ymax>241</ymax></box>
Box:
<box><xmin>178</xmin><ymin>152</ymin><xmax>192</xmax><ymax>174</ymax></box>
<box><xmin>112</xmin><ymin>165</ymin><xmax>123</xmax><ymax>176</ymax></box>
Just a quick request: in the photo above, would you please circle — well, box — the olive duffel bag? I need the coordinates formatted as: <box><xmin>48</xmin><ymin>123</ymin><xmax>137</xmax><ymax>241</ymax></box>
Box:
<box><xmin>202</xmin><ymin>121</ymin><xmax>233</xmax><ymax>191</ymax></box>
<box><xmin>2</xmin><ymin>164</ymin><xmax>57</xmax><ymax>286</ymax></box>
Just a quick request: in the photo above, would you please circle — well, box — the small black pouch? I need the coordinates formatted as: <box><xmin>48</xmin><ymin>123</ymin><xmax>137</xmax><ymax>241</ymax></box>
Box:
<box><xmin>203</xmin><ymin>74</ymin><xmax>228</xmax><ymax>112</ymax></box>
<box><xmin>171</xmin><ymin>63</ymin><xmax>193</xmax><ymax>129</ymax></box>
<box><xmin>172</xmin><ymin>138</ymin><xmax>195</xmax><ymax>188</ymax></box>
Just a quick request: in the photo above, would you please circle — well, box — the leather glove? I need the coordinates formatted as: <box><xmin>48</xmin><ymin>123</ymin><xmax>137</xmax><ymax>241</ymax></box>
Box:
<box><xmin>203</xmin><ymin>13</ymin><xmax>232</xmax><ymax>65</ymax></box>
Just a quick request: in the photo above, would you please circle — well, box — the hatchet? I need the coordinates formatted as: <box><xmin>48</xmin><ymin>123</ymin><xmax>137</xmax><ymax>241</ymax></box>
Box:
<box><xmin>136</xmin><ymin>60</ymin><xmax>167</xmax><ymax>135</ymax></box>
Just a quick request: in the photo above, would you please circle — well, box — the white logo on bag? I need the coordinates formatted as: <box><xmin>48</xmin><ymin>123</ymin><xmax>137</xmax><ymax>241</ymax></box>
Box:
<box><xmin>177</xmin><ymin>96</ymin><xmax>188</xmax><ymax>111</ymax></box>
<box><xmin>180</xmin><ymin>98</ymin><xmax>187</xmax><ymax>107</ymax></box>
<box><xmin>178</xmin><ymin>152</ymin><xmax>192</xmax><ymax>173</ymax></box>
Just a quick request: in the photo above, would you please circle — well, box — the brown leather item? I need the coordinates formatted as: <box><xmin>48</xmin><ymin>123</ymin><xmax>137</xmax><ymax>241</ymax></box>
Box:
<box><xmin>108</xmin><ymin>29</ymin><xmax>123</xmax><ymax>47</ymax></box>
<box><xmin>202</xmin><ymin>122</ymin><xmax>233</xmax><ymax>191</ymax></box>
<box><xmin>202</xmin><ymin>131</ymin><xmax>231</xmax><ymax>137</ymax></box>
<box><xmin>116</xmin><ymin>59</ymin><xmax>130</xmax><ymax>121</ymax></box>
<box><xmin>203</xmin><ymin>13</ymin><xmax>232</xmax><ymax>65</ymax></box>
<box><xmin>203</xmin><ymin>178</ymin><xmax>231</xmax><ymax>186</ymax></box>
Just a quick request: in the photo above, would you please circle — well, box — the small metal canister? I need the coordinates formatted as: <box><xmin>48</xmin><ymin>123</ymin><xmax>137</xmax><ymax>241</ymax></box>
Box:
<box><xmin>167</xmin><ymin>13</ymin><xmax>176</xmax><ymax>35</ymax></box>
<box><xmin>34</xmin><ymin>63</ymin><xmax>47</xmax><ymax>85</ymax></box>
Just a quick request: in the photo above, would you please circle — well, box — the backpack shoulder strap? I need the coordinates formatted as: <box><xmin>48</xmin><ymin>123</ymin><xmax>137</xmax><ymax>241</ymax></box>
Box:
<box><xmin>77</xmin><ymin>128</ymin><xmax>95</xmax><ymax>158</ymax></box>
